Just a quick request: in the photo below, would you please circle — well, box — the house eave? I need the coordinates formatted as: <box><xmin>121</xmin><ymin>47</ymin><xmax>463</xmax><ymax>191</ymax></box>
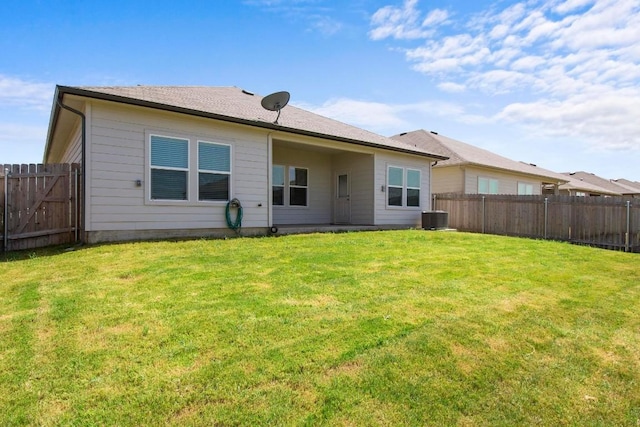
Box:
<box><xmin>49</xmin><ymin>85</ymin><xmax>448</xmax><ymax>162</ymax></box>
<box><xmin>436</xmin><ymin>161</ymin><xmax>568</xmax><ymax>184</ymax></box>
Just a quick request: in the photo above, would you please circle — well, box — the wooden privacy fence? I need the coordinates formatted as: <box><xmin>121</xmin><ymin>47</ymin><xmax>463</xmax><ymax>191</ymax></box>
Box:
<box><xmin>433</xmin><ymin>194</ymin><xmax>639</xmax><ymax>253</ymax></box>
<box><xmin>1</xmin><ymin>163</ymin><xmax>81</xmax><ymax>252</ymax></box>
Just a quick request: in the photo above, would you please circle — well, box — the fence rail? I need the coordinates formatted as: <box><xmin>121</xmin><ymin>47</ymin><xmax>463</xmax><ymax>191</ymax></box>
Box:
<box><xmin>1</xmin><ymin>163</ymin><xmax>81</xmax><ymax>252</ymax></box>
<box><xmin>434</xmin><ymin>194</ymin><xmax>639</xmax><ymax>253</ymax></box>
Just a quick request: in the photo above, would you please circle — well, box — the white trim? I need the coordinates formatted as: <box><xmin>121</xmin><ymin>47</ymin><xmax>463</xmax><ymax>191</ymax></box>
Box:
<box><xmin>145</xmin><ymin>131</ymin><xmax>233</xmax><ymax>206</ymax></box>
<box><xmin>197</xmin><ymin>140</ymin><xmax>232</xmax><ymax>202</ymax></box>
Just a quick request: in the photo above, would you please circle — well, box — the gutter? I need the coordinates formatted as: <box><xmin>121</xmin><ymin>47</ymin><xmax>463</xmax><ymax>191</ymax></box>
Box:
<box><xmin>54</xmin><ymin>93</ymin><xmax>86</xmax><ymax>243</ymax></box>
<box><xmin>54</xmin><ymin>86</ymin><xmax>449</xmax><ymax>161</ymax></box>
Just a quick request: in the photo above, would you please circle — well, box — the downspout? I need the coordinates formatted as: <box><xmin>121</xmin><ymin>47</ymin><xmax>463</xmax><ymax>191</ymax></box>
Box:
<box><xmin>56</xmin><ymin>98</ymin><xmax>86</xmax><ymax>243</ymax></box>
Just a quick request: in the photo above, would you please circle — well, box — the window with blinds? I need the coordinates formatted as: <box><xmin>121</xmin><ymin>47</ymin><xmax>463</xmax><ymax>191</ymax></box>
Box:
<box><xmin>198</xmin><ymin>141</ymin><xmax>231</xmax><ymax>201</ymax></box>
<box><xmin>150</xmin><ymin>135</ymin><xmax>189</xmax><ymax>200</ymax></box>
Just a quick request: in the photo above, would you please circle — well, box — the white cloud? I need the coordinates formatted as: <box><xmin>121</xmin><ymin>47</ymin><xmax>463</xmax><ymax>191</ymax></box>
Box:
<box><xmin>0</xmin><ymin>75</ymin><xmax>53</xmax><ymax>110</ymax></box>
<box><xmin>369</xmin><ymin>0</ymin><xmax>442</xmax><ymax>40</ymax></box>
<box><xmin>296</xmin><ymin>97</ymin><xmax>487</xmax><ymax>134</ymax></box>
<box><xmin>438</xmin><ymin>82</ymin><xmax>466</xmax><ymax>93</ymax></box>
<box><xmin>369</xmin><ymin>0</ymin><xmax>640</xmax><ymax>151</ymax></box>
<box><xmin>297</xmin><ymin>98</ymin><xmax>409</xmax><ymax>132</ymax></box>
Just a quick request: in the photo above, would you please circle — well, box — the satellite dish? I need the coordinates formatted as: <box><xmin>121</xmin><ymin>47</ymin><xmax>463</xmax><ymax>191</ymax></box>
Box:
<box><xmin>261</xmin><ymin>91</ymin><xmax>290</xmax><ymax>124</ymax></box>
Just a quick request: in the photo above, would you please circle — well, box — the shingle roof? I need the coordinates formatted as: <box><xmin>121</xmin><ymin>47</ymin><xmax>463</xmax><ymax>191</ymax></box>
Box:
<box><xmin>391</xmin><ymin>129</ymin><xmax>568</xmax><ymax>183</ymax></box>
<box><xmin>610</xmin><ymin>178</ymin><xmax>640</xmax><ymax>194</ymax></box>
<box><xmin>54</xmin><ymin>85</ymin><xmax>447</xmax><ymax>160</ymax></box>
<box><xmin>564</xmin><ymin>172</ymin><xmax>640</xmax><ymax>195</ymax></box>
<box><xmin>559</xmin><ymin>175</ymin><xmax>622</xmax><ymax>196</ymax></box>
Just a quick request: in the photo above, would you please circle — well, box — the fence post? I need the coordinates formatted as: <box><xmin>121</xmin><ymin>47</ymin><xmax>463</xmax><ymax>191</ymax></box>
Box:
<box><xmin>482</xmin><ymin>196</ymin><xmax>486</xmax><ymax>234</ymax></box>
<box><xmin>625</xmin><ymin>200</ymin><xmax>631</xmax><ymax>252</ymax></box>
<box><xmin>544</xmin><ymin>197</ymin><xmax>548</xmax><ymax>239</ymax></box>
<box><xmin>3</xmin><ymin>167</ymin><xmax>8</xmax><ymax>252</ymax></box>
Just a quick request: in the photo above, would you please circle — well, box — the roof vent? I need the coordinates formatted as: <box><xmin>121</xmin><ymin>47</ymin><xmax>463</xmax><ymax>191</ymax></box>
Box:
<box><xmin>241</xmin><ymin>89</ymin><xmax>255</xmax><ymax>96</ymax></box>
<box><xmin>430</xmin><ymin>131</ymin><xmax>438</xmax><ymax>135</ymax></box>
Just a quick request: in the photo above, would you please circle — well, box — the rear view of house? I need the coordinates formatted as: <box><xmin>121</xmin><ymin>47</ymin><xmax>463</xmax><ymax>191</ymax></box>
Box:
<box><xmin>45</xmin><ymin>86</ymin><xmax>447</xmax><ymax>243</ymax></box>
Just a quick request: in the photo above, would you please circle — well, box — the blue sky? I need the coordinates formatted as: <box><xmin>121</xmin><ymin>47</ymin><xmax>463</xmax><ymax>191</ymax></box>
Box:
<box><xmin>1</xmin><ymin>0</ymin><xmax>639</xmax><ymax>181</ymax></box>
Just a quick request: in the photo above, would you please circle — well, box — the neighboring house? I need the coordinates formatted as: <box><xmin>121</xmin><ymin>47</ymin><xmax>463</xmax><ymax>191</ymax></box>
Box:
<box><xmin>610</xmin><ymin>178</ymin><xmax>640</xmax><ymax>198</ymax></box>
<box><xmin>45</xmin><ymin>86</ymin><xmax>447</xmax><ymax>243</ymax></box>
<box><xmin>391</xmin><ymin>129</ymin><xmax>568</xmax><ymax>195</ymax></box>
<box><xmin>558</xmin><ymin>174</ymin><xmax>622</xmax><ymax>197</ymax></box>
<box><xmin>563</xmin><ymin>172</ymin><xmax>640</xmax><ymax>198</ymax></box>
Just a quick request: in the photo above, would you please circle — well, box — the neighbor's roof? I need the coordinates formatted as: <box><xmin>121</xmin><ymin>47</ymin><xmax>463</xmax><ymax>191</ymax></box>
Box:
<box><xmin>48</xmin><ymin>85</ymin><xmax>448</xmax><ymax>161</ymax></box>
<box><xmin>391</xmin><ymin>129</ymin><xmax>568</xmax><ymax>183</ymax></box>
<box><xmin>559</xmin><ymin>174</ymin><xmax>622</xmax><ymax>196</ymax></box>
<box><xmin>564</xmin><ymin>172</ymin><xmax>640</xmax><ymax>195</ymax></box>
<box><xmin>610</xmin><ymin>178</ymin><xmax>640</xmax><ymax>194</ymax></box>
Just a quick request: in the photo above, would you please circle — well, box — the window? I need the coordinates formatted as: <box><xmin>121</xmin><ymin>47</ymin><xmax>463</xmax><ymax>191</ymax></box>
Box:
<box><xmin>387</xmin><ymin>166</ymin><xmax>421</xmax><ymax>208</ymax></box>
<box><xmin>407</xmin><ymin>169</ymin><xmax>421</xmax><ymax>207</ymax></box>
<box><xmin>148</xmin><ymin>134</ymin><xmax>232</xmax><ymax>203</ymax></box>
<box><xmin>478</xmin><ymin>177</ymin><xmax>499</xmax><ymax>194</ymax></box>
<box><xmin>198</xmin><ymin>141</ymin><xmax>231</xmax><ymax>201</ymax></box>
<box><xmin>150</xmin><ymin>135</ymin><xmax>189</xmax><ymax>200</ymax></box>
<box><xmin>388</xmin><ymin>166</ymin><xmax>404</xmax><ymax>206</ymax></box>
<box><xmin>289</xmin><ymin>167</ymin><xmax>308</xmax><ymax>206</ymax></box>
<box><xmin>272</xmin><ymin>165</ymin><xmax>309</xmax><ymax>207</ymax></box>
<box><xmin>272</xmin><ymin>165</ymin><xmax>285</xmax><ymax>205</ymax></box>
<box><xmin>517</xmin><ymin>182</ymin><xmax>534</xmax><ymax>195</ymax></box>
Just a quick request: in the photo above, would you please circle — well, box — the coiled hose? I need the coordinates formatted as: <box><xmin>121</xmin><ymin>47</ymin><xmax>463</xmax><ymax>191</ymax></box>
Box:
<box><xmin>225</xmin><ymin>198</ymin><xmax>243</xmax><ymax>231</ymax></box>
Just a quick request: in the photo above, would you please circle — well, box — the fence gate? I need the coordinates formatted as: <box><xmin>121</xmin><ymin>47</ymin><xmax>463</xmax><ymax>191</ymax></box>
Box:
<box><xmin>1</xmin><ymin>163</ymin><xmax>81</xmax><ymax>252</ymax></box>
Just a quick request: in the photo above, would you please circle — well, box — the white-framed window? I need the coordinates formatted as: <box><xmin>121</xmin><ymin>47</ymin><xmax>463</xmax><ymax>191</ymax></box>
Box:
<box><xmin>148</xmin><ymin>134</ymin><xmax>231</xmax><ymax>203</ymax></box>
<box><xmin>478</xmin><ymin>177</ymin><xmax>499</xmax><ymax>194</ymax></box>
<box><xmin>272</xmin><ymin>165</ymin><xmax>285</xmax><ymax>206</ymax></box>
<box><xmin>289</xmin><ymin>167</ymin><xmax>308</xmax><ymax>206</ymax></box>
<box><xmin>150</xmin><ymin>135</ymin><xmax>189</xmax><ymax>201</ymax></box>
<box><xmin>272</xmin><ymin>165</ymin><xmax>308</xmax><ymax>207</ymax></box>
<box><xmin>387</xmin><ymin>166</ymin><xmax>421</xmax><ymax>208</ymax></box>
<box><xmin>198</xmin><ymin>141</ymin><xmax>231</xmax><ymax>201</ymax></box>
<box><xmin>406</xmin><ymin>169</ymin><xmax>421</xmax><ymax>207</ymax></box>
<box><xmin>517</xmin><ymin>182</ymin><xmax>534</xmax><ymax>195</ymax></box>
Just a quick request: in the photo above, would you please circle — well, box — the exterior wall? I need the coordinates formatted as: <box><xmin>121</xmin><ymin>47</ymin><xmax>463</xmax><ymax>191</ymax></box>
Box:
<box><xmin>374</xmin><ymin>151</ymin><xmax>432</xmax><ymax>227</ymax></box>
<box><xmin>86</xmin><ymin>100</ymin><xmax>270</xmax><ymax>237</ymax></box>
<box><xmin>463</xmin><ymin>166</ymin><xmax>543</xmax><ymax>195</ymax></box>
<box><xmin>332</xmin><ymin>152</ymin><xmax>375</xmax><ymax>225</ymax></box>
<box><xmin>52</xmin><ymin>97</ymin><xmax>439</xmax><ymax>242</ymax></box>
<box><xmin>60</xmin><ymin>123</ymin><xmax>83</xmax><ymax>164</ymax></box>
<box><xmin>432</xmin><ymin>166</ymin><xmax>464</xmax><ymax>193</ymax></box>
<box><xmin>272</xmin><ymin>146</ymin><xmax>332</xmax><ymax>225</ymax></box>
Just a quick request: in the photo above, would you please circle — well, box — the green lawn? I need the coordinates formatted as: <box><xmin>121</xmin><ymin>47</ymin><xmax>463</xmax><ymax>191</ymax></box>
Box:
<box><xmin>1</xmin><ymin>230</ymin><xmax>639</xmax><ymax>426</ymax></box>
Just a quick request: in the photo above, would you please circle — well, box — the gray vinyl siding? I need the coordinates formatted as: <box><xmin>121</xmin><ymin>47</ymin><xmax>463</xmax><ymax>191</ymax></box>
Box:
<box><xmin>374</xmin><ymin>152</ymin><xmax>431</xmax><ymax>227</ymax></box>
<box><xmin>463</xmin><ymin>166</ymin><xmax>542</xmax><ymax>195</ymax></box>
<box><xmin>272</xmin><ymin>145</ymin><xmax>332</xmax><ymax>225</ymax></box>
<box><xmin>59</xmin><ymin>124</ymin><xmax>82</xmax><ymax>164</ymax></box>
<box><xmin>86</xmin><ymin>101</ymin><xmax>270</xmax><ymax>232</ymax></box>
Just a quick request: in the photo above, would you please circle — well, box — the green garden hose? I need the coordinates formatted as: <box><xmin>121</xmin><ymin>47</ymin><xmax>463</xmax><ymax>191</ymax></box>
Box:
<box><xmin>225</xmin><ymin>198</ymin><xmax>243</xmax><ymax>231</ymax></box>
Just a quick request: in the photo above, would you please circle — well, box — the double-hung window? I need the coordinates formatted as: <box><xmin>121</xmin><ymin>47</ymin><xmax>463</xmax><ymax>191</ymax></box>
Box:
<box><xmin>289</xmin><ymin>167</ymin><xmax>308</xmax><ymax>206</ymax></box>
<box><xmin>517</xmin><ymin>182</ymin><xmax>534</xmax><ymax>195</ymax></box>
<box><xmin>198</xmin><ymin>141</ymin><xmax>231</xmax><ymax>201</ymax></box>
<box><xmin>387</xmin><ymin>166</ymin><xmax>421</xmax><ymax>207</ymax></box>
<box><xmin>478</xmin><ymin>177</ymin><xmax>499</xmax><ymax>194</ymax></box>
<box><xmin>149</xmin><ymin>134</ymin><xmax>231</xmax><ymax>203</ymax></box>
<box><xmin>150</xmin><ymin>135</ymin><xmax>189</xmax><ymax>200</ymax></box>
<box><xmin>272</xmin><ymin>165</ymin><xmax>285</xmax><ymax>206</ymax></box>
<box><xmin>272</xmin><ymin>165</ymin><xmax>308</xmax><ymax>206</ymax></box>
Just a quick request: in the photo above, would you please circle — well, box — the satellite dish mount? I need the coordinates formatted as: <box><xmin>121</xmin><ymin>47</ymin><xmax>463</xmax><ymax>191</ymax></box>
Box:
<box><xmin>261</xmin><ymin>91</ymin><xmax>290</xmax><ymax>124</ymax></box>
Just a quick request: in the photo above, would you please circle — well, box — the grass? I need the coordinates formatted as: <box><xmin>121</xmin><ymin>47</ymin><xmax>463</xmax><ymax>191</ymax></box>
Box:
<box><xmin>1</xmin><ymin>230</ymin><xmax>639</xmax><ymax>426</ymax></box>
